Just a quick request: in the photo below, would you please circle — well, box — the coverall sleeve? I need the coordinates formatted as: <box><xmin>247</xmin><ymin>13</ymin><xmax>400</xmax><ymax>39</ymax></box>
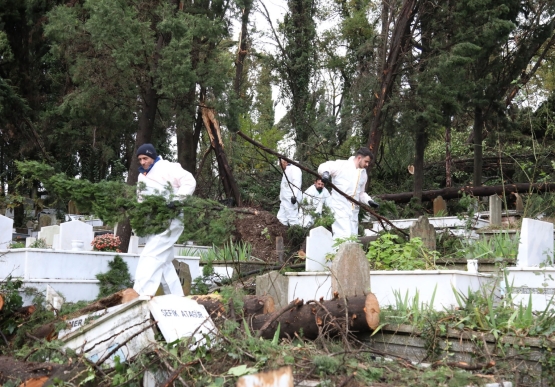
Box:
<box><xmin>173</xmin><ymin>164</ymin><xmax>197</xmax><ymax>197</ymax></box>
<box><xmin>358</xmin><ymin>172</ymin><xmax>371</xmax><ymax>204</ymax></box>
<box><xmin>289</xmin><ymin>166</ymin><xmax>303</xmax><ymax>200</ymax></box>
<box><xmin>318</xmin><ymin>160</ymin><xmax>341</xmax><ymax>177</ymax></box>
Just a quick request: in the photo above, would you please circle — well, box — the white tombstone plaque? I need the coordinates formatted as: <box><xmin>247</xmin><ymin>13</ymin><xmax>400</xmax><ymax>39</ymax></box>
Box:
<box><xmin>59</xmin><ymin>220</ymin><xmax>94</xmax><ymax>251</ymax></box>
<box><xmin>52</xmin><ymin>234</ymin><xmax>60</xmax><ymax>250</ymax></box>
<box><xmin>37</xmin><ymin>225</ymin><xmax>60</xmax><ymax>247</ymax></box>
<box><xmin>0</xmin><ymin>214</ymin><xmax>14</xmax><ymax>249</ymax></box>
<box><xmin>148</xmin><ymin>295</ymin><xmax>217</xmax><ymax>347</ymax></box>
<box><xmin>128</xmin><ymin>235</ymin><xmax>140</xmax><ymax>254</ymax></box>
<box><xmin>516</xmin><ymin>218</ymin><xmax>554</xmax><ymax>267</ymax></box>
<box><xmin>305</xmin><ymin>226</ymin><xmax>334</xmax><ymax>271</ymax></box>
<box><xmin>26</xmin><ymin>237</ymin><xmax>37</xmax><ymax>248</ymax></box>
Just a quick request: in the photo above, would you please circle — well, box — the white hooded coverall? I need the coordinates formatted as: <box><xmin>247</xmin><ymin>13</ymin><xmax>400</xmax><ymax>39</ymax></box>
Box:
<box><xmin>133</xmin><ymin>157</ymin><xmax>196</xmax><ymax>296</ymax></box>
<box><xmin>277</xmin><ymin>163</ymin><xmax>302</xmax><ymax>226</ymax></box>
<box><xmin>298</xmin><ymin>184</ymin><xmax>330</xmax><ymax>227</ymax></box>
<box><xmin>318</xmin><ymin>156</ymin><xmax>372</xmax><ymax>239</ymax></box>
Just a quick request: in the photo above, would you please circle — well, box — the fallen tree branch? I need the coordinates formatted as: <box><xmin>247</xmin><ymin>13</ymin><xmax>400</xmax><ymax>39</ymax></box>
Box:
<box><xmin>431</xmin><ymin>360</ymin><xmax>496</xmax><ymax>371</ymax></box>
<box><xmin>376</xmin><ymin>182</ymin><xmax>555</xmax><ymax>203</ymax></box>
<box><xmin>237</xmin><ymin>131</ymin><xmax>408</xmax><ymax>237</ymax></box>
<box><xmin>95</xmin><ymin>320</ymin><xmax>158</xmax><ymax>367</ymax></box>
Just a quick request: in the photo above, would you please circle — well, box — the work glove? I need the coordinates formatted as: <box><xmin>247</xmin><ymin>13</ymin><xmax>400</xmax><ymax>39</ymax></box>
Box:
<box><xmin>166</xmin><ymin>201</ymin><xmax>180</xmax><ymax>210</ymax></box>
<box><xmin>321</xmin><ymin>171</ymin><xmax>331</xmax><ymax>184</ymax></box>
<box><xmin>368</xmin><ymin>199</ymin><xmax>380</xmax><ymax>209</ymax></box>
<box><xmin>291</xmin><ymin>196</ymin><xmax>297</xmax><ymax>204</ymax></box>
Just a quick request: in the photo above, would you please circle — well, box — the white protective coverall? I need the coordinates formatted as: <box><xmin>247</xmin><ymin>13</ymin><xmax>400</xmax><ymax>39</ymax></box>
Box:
<box><xmin>276</xmin><ymin>163</ymin><xmax>302</xmax><ymax>226</ymax></box>
<box><xmin>318</xmin><ymin>156</ymin><xmax>372</xmax><ymax>239</ymax></box>
<box><xmin>298</xmin><ymin>184</ymin><xmax>330</xmax><ymax>227</ymax></box>
<box><xmin>133</xmin><ymin>157</ymin><xmax>196</xmax><ymax>296</ymax></box>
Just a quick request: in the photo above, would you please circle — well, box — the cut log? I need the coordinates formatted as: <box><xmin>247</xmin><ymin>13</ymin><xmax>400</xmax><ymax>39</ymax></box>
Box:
<box><xmin>250</xmin><ymin>293</ymin><xmax>380</xmax><ymax>340</ymax></box>
<box><xmin>190</xmin><ymin>295</ymin><xmax>275</xmax><ymax>320</ymax></box>
<box><xmin>0</xmin><ymin>294</ymin><xmax>4</xmax><ymax>311</ymax></box>
<box><xmin>376</xmin><ymin>182</ymin><xmax>555</xmax><ymax>203</ymax></box>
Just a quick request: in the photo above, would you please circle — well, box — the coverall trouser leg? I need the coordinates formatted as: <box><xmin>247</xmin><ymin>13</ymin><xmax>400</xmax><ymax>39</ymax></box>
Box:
<box><xmin>277</xmin><ymin>200</ymin><xmax>299</xmax><ymax>226</ymax></box>
<box><xmin>133</xmin><ymin>217</ymin><xmax>184</xmax><ymax>296</ymax></box>
<box><xmin>331</xmin><ymin>209</ymin><xmax>359</xmax><ymax>241</ymax></box>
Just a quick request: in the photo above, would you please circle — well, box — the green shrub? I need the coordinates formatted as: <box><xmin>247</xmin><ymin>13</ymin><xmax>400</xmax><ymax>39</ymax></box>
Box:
<box><xmin>367</xmin><ymin>233</ymin><xmax>437</xmax><ymax>270</ymax></box>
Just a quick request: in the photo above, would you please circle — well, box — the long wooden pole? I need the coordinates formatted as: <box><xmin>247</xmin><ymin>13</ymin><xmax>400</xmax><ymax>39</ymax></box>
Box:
<box><xmin>236</xmin><ymin>131</ymin><xmax>409</xmax><ymax>237</ymax></box>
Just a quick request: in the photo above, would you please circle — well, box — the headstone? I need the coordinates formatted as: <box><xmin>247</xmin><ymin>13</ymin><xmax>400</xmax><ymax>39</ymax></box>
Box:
<box><xmin>305</xmin><ymin>226</ymin><xmax>334</xmax><ymax>271</ymax></box>
<box><xmin>0</xmin><ymin>214</ymin><xmax>14</xmax><ymax>249</ymax></box>
<box><xmin>148</xmin><ymin>295</ymin><xmax>217</xmax><ymax>347</ymax></box>
<box><xmin>516</xmin><ymin>218</ymin><xmax>554</xmax><ymax>267</ymax></box>
<box><xmin>515</xmin><ymin>193</ymin><xmax>524</xmax><ymax>214</ymax></box>
<box><xmin>52</xmin><ymin>234</ymin><xmax>60</xmax><ymax>250</ymax></box>
<box><xmin>26</xmin><ymin>220</ymin><xmax>34</xmax><ymax>229</ymax></box>
<box><xmin>68</xmin><ymin>200</ymin><xmax>79</xmax><ymax>215</ymax></box>
<box><xmin>39</xmin><ymin>214</ymin><xmax>52</xmax><ymax>229</ymax></box>
<box><xmin>489</xmin><ymin>194</ymin><xmax>502</xmax><ymax>226</ymax></box>
<box><xmin>331</xmin><ymin>243</ymin><xmax>370</xmax><ymax>297</ymax></box>
<box><xmin>433</xmin><ymin>196</ymin><xmax>447</xmax><ymax>216</ymax></box>
<box><xmin>409</xmin><ymin>216</ymin><xmax>436</xmax><ymax>250</ymax></box>
<box><xmin>128</xmin><ymin>235</ymin><xmax>140</xmax><ymax>254</ymax></box>
<box><xmin>256</xmin><ymin>271</ymin><xmax>289</xmax><ymax>309</ymax></box>
<box><xmin>26</xmin><ymin>237</ymin><xmax>36</xmax><ymax>248</ymax></box>
<box><xmin>46</xmin><ymin>285</ymin><xmax>64</xmax><ymax>311</ymax></box>
<box><xmin>157</xmin><ymin>261</ymin><xmax>192</xmax><ymax>296</ymax></box>
<box><xmin>37</xmin><ymin>225</ymin><xmax>60</xmax><ymax>247</ymax></box>
<box><xmin>59</xmin><ymin>220</ymin><xmax>94</xmax><ymax>251</ymax></box>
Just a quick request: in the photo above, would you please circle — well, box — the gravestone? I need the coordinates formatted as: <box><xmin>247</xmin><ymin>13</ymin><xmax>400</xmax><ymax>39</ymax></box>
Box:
<box><xmin>256</xmin><ymin>271</ymin><xmax>289</xmax><ymax>309</ymax></box>
<box><xmin>68</xmin><ymin>200</ymin><xmax>79</xmax><ymax>215</ymax></box>
<box><xmin>26</xmin><ymin>237</ymin><xmax>36</xmax><ymax>248</ymax></box>
<box><xmin>516</xmin><ymin>218</ymin><xmax>554</xmax><ymax>267</ymax></box>
<box><xmin>331</xmin><ymin>243</ymin><xmax>370</xmax><ymax>297</ymax></box>
<box><xmin>515</xmin><ymin>193</ymin><xmax>524</xmax><ymax>214</ymax></box>
<box><xmin>38</xmin><ymin>225</ymin><xmax>60</xmax><ymax>247</ymax></box>
<box><xmin>59</xmin><ymin>220</ymin><xmax>94</xmax><ymax>251</ymax></box>
<box><xmin>128</xmin><ymin>235</ymin><xmax>140</xmax><ymax>254</ymax></box>
<box><xmin>409</xmin><ymin>216</ymin><xmax>436</xmax><ymax>250</ymax></box>
<box><xmin>489</xmin><ymin>195</ymin><xmax>502</xmax><ymax>226</ymax></box>
<box><xmin>39</xmin><ymin>214</ymin><xmax>52</xmax><ymax>229</ymax></box>
<box><xmin>156</xmin><ymin>260</ymin><xmax>192</xmax><ymax>296</ymax></box>
<box><xmin>433</xmin><ymin>196</ymin><xmax>447</xmax><ymax>216</ymax></box>
<box><xmin>52</xmin><ymin>234</ymin><xmax>60</xmax><ymax>250</ymax></box>
<box><xmin>0</xmin><ymin>214</ymin><xmax>14</xmax><ymax>249</ymax></box>
<box><xmin>305</xmin><ymin>226</ymin><xmax>334</xmax><ymax>271</ymax></box>
<box><xmin>46</xmin><ymin>285</ymin><xmax>64</xmax><ymax>311</ymax></box>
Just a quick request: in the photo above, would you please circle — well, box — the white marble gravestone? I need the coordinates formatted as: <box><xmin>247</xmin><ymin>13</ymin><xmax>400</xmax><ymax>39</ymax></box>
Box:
<box><xmin>37</xmin><ymin>225</ymin><xmax>60</xmax><ymax>247</ymax></box>
<box><xmin>128</xmin><ymin>235</ymin><xmax>140</xmax><ymax>254</ymax></box>
<box><xmin>516</xmin><ymin>218</ymin><xmax>554</xmax><ymax>267</ymax></box>
<box><xmin>305</xmin><ymin>226</ymin><xmax>334</xmax><ymax>271</ymax></box>
<box><xmin>0</xmin><ymin>214</ymin><xmax>14</xmax><ymax>249</ymax></box>
<box><xmin>59</xmin><ymin>220</ymin><xmax>94</xmax><ymax>251</ymax></box>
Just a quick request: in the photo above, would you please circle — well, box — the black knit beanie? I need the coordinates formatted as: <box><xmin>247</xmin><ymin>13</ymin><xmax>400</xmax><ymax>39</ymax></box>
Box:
<box><xmin>136</xmin><ymin>143</ymin><xmax>158</xmax><ymax>159</ymax></box>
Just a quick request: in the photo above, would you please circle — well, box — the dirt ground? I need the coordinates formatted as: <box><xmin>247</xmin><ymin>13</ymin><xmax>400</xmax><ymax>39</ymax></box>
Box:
<box><xmin>233</xmin><ymin>209</ymin><xmax>289</xmax><ymax>262</ymax></box>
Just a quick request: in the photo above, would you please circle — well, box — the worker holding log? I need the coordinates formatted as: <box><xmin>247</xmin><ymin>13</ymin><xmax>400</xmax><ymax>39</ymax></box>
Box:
<box><xmin>277</xmin><ymin>158</ymin><xmax>303</xmax><ymax>226</ymax></box>
<box><xmin>318</xmin><ymin>147</ymin><xmax>379</xmax><ymax>240</ymax></box>
<box><xmin>133</xmin><ymin>143</ymin><xmax>196</xmax><ymax>296</ymax></box>
<box><xmin>298</xmin><ymin>177</ymin><xmax>330</xmax><ymax>227</ymax></box>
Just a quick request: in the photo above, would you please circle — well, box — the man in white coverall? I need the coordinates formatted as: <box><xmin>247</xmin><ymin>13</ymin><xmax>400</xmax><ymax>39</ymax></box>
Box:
<box><xmin>318</xmin><ymin>147</ymin><xmax>379</xmax><ymax>239</ymax></box>
<box><xmin>298</xmin><ymin>177</ymin><xmax>330</xmax><ymax>227</ymax></box>
<box><xmin>133</xmin><ymin>143</ymin><xmax>196</xmax><ymax>296</ymax></box>
<box><xmin>277</xmin><ymin>158</ymin><xmax>302</xmax><ymax>226</ymax></box>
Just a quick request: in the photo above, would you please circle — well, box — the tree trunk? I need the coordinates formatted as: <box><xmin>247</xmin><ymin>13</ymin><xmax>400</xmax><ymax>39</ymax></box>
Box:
<box><xmin>367</xmin><ymin>0</ymin><xmax>418</xmax><ymax>172</ymax></box>
<box><xmin>190</xmin><ymin>294</ymin><xmax>274</xmax><ymax>321</ymax></box>
<box><xmin>473</xmin><ymin>105</ymin><xmax>483</xmax><ymax>187</ymax></box>
<box><xmin>445</xmin><ymin>120</ymin><xmax>452</xmax><ymax>188</ymax></box>
<box><xmin>376</xmin><ymin>182</ymin><xmax>555</xmax><ymax>203</ymax></box>
<box><xmin>234</xmin><ymin>2</ymin><xmax>251</xmax><ymax>97</ymax></box>
<box><xmin>413</xmin><ymin>126</ymin><xmax>426</xmax><ymax>202</ymax></box>
<box><xmin>249</xmin><ymin>293</ymin><xmax>379</xmax><ymax>340</ymax></box>
<box><xmin>176</xmin><ymin>87</ymin><xmax>201</xmax><ymax>174</ymax></box>
<box><xmin>201</xmin><ymin>106</ymin><xmax>242</xmax><ymax>206</ymax></box>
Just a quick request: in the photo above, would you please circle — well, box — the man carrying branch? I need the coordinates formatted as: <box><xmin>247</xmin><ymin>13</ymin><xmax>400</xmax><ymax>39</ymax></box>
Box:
<box><xmin>133</xmin><ymin>143</ymin><xmax>196</xmax><ymax>296</ymax></box>
<box><xmin>318</xmin><ymin>148</ymin><xmax>379</xmax><ymax>240</ymax></box>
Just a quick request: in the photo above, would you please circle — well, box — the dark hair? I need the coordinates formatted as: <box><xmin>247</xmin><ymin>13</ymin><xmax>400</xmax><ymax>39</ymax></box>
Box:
<box><xmin>355</xmin><ymin>147</ymin><xmax>374</xmax><ymax>160</ymax></box>
<box><xmin>315</xmin><ymin>177</ymin><xmax>323</xmax><ymax>182</ymax></box>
